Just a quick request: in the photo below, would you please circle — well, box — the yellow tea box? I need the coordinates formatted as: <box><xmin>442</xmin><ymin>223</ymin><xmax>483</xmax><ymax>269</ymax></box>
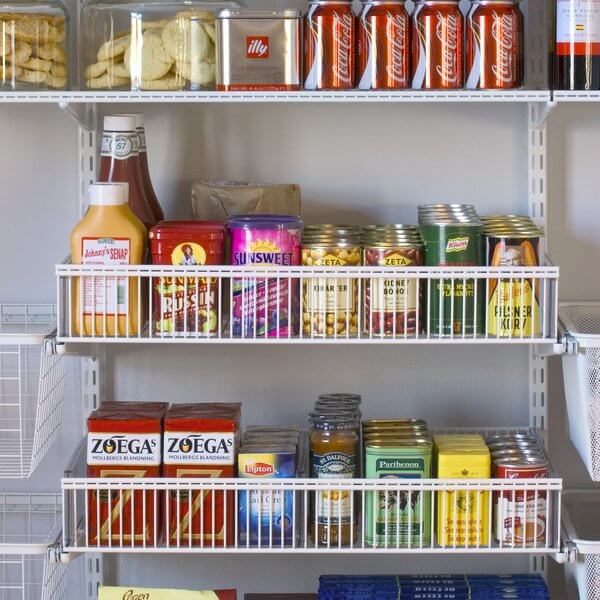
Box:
<box><xmin>436</xmin><ymin>446</ymin><xmax>491</xmax><ymax>547</ymax></box>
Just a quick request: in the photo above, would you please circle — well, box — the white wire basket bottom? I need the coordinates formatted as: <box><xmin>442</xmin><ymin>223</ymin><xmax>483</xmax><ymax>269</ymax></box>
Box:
<box><xmin>55</xmin><ymin>263</ymin><xmax>559</xmax><ymax>344</ymax></box>
<box><xmin>62</xmin><ymin>427</ymin><xmax>561</xmax><ymax>555</ymax></box>
<box><xmin>559</xmin><ymin>303</ymin><xmax>600</xmax><ymax>481</ymax></box>
<box><xmin>0</xmin><ymin>305</ymin><xmax>66</xmax><ymax>479</ymax></box>
<box><xmin>0</xmin><ymin>493</ymin><xmax>68</xmax><ymax>600</ymax></box>
<box><xmin>562</xmin><ymin>491</ymin><xmax>600</xmax><ymax>600</ymax></box>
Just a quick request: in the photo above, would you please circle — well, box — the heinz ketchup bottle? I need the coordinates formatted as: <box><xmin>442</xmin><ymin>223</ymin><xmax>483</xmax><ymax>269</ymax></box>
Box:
<box><xmin>98</xmin><ymin>115</ymin><xmax>156</xmax><ymax>231</ymax></box>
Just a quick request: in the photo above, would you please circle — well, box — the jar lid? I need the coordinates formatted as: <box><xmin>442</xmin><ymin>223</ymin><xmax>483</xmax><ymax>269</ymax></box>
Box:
<box><xmin>88</xmin><ymin>182</ymin><xmax>128</xmax><ymax>206</ymax></box>
<box><xmin>149</xmin><ymin>220</ymin><xmax>227</xmax><ymax>240</ymax></box>
<box><xmin>104</xmin><ymin>115</ymin><xmax>137</xmax><ymax>132</ymax></box>
<box><xmin>228</xmin><ymin>214</ymin><xmax>303</xmax><ymax>230</ymax></box>
<box><xmin>309</xmin><ymin>413</ymin><xmax>359</xmax><ymax>430</ymax></box>
<box><xmin>318</xmin><ymin>392</ymin><xmax>362</xmax><ymax>403</ymax></box>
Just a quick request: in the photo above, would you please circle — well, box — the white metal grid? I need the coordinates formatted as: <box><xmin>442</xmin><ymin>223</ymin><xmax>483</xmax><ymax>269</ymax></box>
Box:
<box><xmin>61</xmin><ymin>428</ymin><xmax>561</xmax><ymax>555</ymax></box>
<box><xmin>562</xmin><ymin>492</ymin><xmax>600</xmax><ymax>600</ymax></box>
<box><xmin>0</xmin><ymin>493</ymin><xmax>68</xmax><ymax>600</ymax></box>
<box><xmin>559</xmin><ymin>303</ymin><xmax>600</xmax><ymax>482</ymax></box>
<box><xmin>55</xmin><ymin>264</ymin><xmax>559</xmax><ymax>344</ymax></box>
<box><xmin>0</xmin><ymin>305</ymin><xmax>66</xmax><ymax>479</ymax></box>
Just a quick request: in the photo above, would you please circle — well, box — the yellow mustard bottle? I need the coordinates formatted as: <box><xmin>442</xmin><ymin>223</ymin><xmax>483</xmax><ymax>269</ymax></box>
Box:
<box><xmin>70</xmin><ymin>182</ymin><xmax>147</xmax><ymax>337</ymax></box>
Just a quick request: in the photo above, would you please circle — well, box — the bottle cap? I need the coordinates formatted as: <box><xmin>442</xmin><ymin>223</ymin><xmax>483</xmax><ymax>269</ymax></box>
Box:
<box><xmin>114</xmin><ymin>113</ymin><xmax>144</xmax><ymax>129</ymax></box>
<box><xmin>104</xmin><ymin>115</ymin><xmax>137</xmax><ymax>132</ymax></box>
<box><xmin>88</xmin><ymin>182</ymin><xmax>129</xmax><ymax>206</ymax></box>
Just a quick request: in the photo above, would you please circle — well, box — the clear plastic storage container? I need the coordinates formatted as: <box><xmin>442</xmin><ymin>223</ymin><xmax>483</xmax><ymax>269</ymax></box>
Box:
<box><xmin>0</xmin><ymin>0</ymin><xmax>69</xmax><ymax>90</ymax></box>
<box><xmin>81</xmin><ymin>0</ymin><xmax>243</xmax><ymax>91</ymax></box>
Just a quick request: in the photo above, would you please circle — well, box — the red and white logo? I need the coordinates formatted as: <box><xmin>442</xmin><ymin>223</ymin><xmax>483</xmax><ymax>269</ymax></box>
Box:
<box><xmin>247</xmin><ymin>36</ymin><xmax>269</xmax><ymax>58</ymax></box>
<box><xmin>245</xmin><ymin>462</ymin><xmax>275</xmax><ymax>476</ymax></box>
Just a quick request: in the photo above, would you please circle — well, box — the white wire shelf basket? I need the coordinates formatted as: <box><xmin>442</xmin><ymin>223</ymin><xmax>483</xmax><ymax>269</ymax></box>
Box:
<box><xmin>55</xmin><ymin>263</ymin><xmax>559</xmax><ymax>344</ymax></box>
<box><xmin>0</xmin><ymin>493</ymin><xmax>68</xmax><ymax>600</ymax></box>
<box><xmin>559</xmin><ymin>302</ymin><xmax>600</xmax><ymax>481</ymax></box>
<box><xmin>562</xmin><ymin>491</ymin><xmax>600</xmax><ymax>600</ymax></box>
<box><xmin>61</xmin><ymin>428</ymin><xmax>562</xmax><ymax>555</ymax></box>
<box><xmin>0</xmin><ymin>305</ymin><xmax>66</xmax><ymax>479</ymax></box>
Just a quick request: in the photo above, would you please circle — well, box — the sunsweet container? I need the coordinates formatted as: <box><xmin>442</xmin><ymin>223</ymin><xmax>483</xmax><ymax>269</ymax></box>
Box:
<box><xmin>149</xmin><ymin>221</ymin><xmax>226</xmax><ymax>336</ymax></box>
<box><xmin>228</xmin><ymin>215</ymin><xmax>302</xmax><ymax>338</ymax></box>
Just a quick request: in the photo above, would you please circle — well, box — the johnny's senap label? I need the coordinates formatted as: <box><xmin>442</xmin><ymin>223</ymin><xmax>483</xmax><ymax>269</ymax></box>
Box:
<box><xmin>163</xmin><ymin>432</ymin><xmax>235</xmax><ymax>465</ymax></box>
<box><xmin>87</xmin><ymin>433</ymin><xmax>161</xmax><ymax>466</ymax></box>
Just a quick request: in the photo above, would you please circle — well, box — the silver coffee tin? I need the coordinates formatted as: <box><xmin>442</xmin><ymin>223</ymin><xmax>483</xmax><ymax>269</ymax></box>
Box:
<box><xmin>217</xmin><ymin>10</ymin><xmax>302</xmax><ymax>91</ymax></box>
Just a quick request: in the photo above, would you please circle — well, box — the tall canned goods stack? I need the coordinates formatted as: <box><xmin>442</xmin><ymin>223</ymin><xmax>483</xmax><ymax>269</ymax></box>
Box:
<box><xmin>419</xmin><ymin>204</ymin><xmax>483</xmax><ymax>336</ymax></box>
<box><xmin>357</xmin><ymin>0</ymin><xmax>411</xmax><ymax>89</ymax></box>
<box><xmin>302</xmin><ymin>225</ymin><xmax>362</xmax><ymax>337</ymax></box>
<box><xmin>486</xmin><ymin>432</ymin><xmax>549</xmax><ymax>546</ymax></box>
<box><xmin>363</xmin><ymin>419</ymin><xmax>432</xmax><ymax>547</ymax></box>
<box><xmin>466</xmin><ymin>0</ymin><xmax>523</xmax><ymax>89</ymax></box>
<box><xmin>362</xmin><ymin>225</ymin><xmax>424</xmax><ymax>336</ymax></box>
<box><xmin>304</xmin><ymin>0</ymin><xmax>356</xmax><ymax>89</ymax></box>
<box><xmin>483</xmin><ymin>215</ymin><xmax>544</xmax><ymax>337</ymax></box>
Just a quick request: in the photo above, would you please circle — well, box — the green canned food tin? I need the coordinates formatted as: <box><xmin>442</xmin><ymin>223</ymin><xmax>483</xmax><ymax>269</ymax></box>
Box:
<box><xmin>365</xmin><ymin>439</ymin><xmax>432</xmax><ymax>547</ymax></box>
<box><xmin>420</xmin><ymin>222</ymin><xmax>483</xmax><ymax>335</ymax></box>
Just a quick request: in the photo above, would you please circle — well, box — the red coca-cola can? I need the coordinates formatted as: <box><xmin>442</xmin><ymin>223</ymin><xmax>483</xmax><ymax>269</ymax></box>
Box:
<box><xmin>411</xmin><ymin>0</ymin><xmax>464</xmax><ymax>89</ymax></box>
<box><xmin>357</xmin><ymin>1</ymin><xmax>410</xmax><ymax>89</ymax></box>
<box><xmin>466</xmin><ymin>1</ymin><xmax>523</xmax><ymax>89</ymax></box>
<box><xmin>304</xmin><ymin>0</ymin><xmax>356</xmax><ymax>90</ymax></box>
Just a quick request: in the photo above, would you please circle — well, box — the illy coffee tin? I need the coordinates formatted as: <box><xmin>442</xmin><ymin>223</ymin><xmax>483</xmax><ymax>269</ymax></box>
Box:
<box><xmin>217</xmin><ymin>10</ymin><xmax>302</xmax><ymax>91</ymax></box>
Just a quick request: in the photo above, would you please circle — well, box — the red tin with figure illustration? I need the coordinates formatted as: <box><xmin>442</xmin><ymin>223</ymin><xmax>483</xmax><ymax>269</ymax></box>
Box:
<box><xmin>149</xmin><ymin>221</ymin><xmax>226</xmax><ymax>336</ymax></box>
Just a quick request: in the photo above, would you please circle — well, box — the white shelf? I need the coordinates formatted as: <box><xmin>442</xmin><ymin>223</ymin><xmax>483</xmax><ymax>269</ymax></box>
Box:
<box><xmin>553</xmin><ymin>91</ymin><xmax>600</xmax><ymax>102</ymax></box>
<box><xmin>0</xmin><ymin>90</ymin><xmax>553</xmax><ymax>104</ymax></box>
<box><xmin>0</xmin><ymin>493</ymin><xmax>68</xmax><ymax>600</ymax></box>
<box><xmin>0</xmin><ymin>304</ymin><xmax>57</xmax><ymax>347</ymax></box>
<box><xmin>56</xmin><ymin>262</ymin><xmax>559</xmax><ymax>345</ymax></box>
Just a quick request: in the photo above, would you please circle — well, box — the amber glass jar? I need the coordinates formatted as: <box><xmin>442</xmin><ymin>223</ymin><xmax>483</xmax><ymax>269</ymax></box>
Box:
<box><xmin>309</xmin><ymin>414</ymin><xmax>359</xmax><ymax>546</ymax></box>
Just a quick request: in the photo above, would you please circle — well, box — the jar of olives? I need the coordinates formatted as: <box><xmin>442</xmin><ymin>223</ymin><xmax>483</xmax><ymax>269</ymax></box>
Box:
<box><xmin>301</xmin><ymin>225</ymin><xmax>362</xmax><ymax>338</ymax></box>
<box><xmin>362</xmin><ymin>225</ymin><xmax>424</xmax><ymax>336</ymax></box>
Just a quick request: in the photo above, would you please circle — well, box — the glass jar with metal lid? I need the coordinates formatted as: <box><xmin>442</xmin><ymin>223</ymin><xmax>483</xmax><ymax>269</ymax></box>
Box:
<box><xmin>362</xmin><ymin>225</ymin><xmax>424</xmax><ymax>337</ymax></box>
<box><xmin>0</xmin><ymin>0</ymin><xmax>69</xmax><ymax>90</ymax></box>
<box><xmin>301</xmin><ymin>225</ymin><xmax>361</xmax><ymax>338</ymax></box>
<box><xmin>309</xmin><ymin>413</ymin><xmax>359</xmax><ymax>547</ymax></box>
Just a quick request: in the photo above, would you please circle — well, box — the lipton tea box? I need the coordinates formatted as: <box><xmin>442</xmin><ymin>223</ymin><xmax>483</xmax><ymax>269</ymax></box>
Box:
<box><xmin>436</xmin><ymin>443</ymin><xmax>491</xmax><ymax>547</ymax></box>
<box><xmin>238</xmin><ymin>445</ymin><xmax>297</xmax><ymax>547</ymax></box>
<box><xmin>163</xmin><ymin>403</ymin><xmax>241</xmax><ymax>547</ymax></box>
<box><xmin>99</xmin><ymin>587</ymin><xmax>236</xmax><ymax>600</ymax></box>
<box><xmin>87</xmin><ymin>403</ymin><xmax>167</xmax><ymax>547</ymax></box>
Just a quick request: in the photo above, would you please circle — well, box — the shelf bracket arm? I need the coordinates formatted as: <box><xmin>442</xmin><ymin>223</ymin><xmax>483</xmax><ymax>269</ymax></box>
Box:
<box><xmin>530</xmin><ymin>100</ymin><xmax>557</xmax><ymax>130</ymax></box>
<box><xmin>58</xmin><ymin>102</ymin><xmax>94</xmax><ymax>131</ymax></box>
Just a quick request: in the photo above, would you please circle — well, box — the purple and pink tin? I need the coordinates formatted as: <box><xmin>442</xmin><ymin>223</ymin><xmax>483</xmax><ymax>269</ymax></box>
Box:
<box><xmin>229</xmin><ymin>215</ymin><xmax>302</xmax><ymax>337</ymax></box>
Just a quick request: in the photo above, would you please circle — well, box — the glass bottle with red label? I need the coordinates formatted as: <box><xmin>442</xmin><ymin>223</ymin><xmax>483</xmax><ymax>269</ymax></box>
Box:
<box><xmin>555</xmin><ymin>0</ymin><xmax>600</xmax><ymax>89</ymax></box>
<box><xmin>98</xmin><ymin>115</ymin><xmax>157</xmax><ymax>231</ymax></box>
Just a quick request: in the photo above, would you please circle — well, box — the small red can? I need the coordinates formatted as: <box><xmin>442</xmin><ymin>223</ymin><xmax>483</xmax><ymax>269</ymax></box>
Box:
<box><xmin>149</xmin><ymin>221</ymin><xmax>226</xmax><ymax>336</ymax></box>
<box><xmin>493</xmin><ymin>455</ymin><xmax>549</xmax><ymax>546</ymax></box>
<box><xmin>357</xmin><ymin>0</ymin><xmax>410</xmax><ymax>89</ymax></box>
<box><xmin>304</xmin><ymin>0</ymin><xmax>356</xmax><ymax>90</ymax></box>
<box><xmin>466</xmin><ymin>1</ymin><xmax>523</xmax><ymax>89</ymax></box>
<box><xmin>411</xmin><ymin>0</ymin><xmax>464</xmax><ymax>89</ymax></box>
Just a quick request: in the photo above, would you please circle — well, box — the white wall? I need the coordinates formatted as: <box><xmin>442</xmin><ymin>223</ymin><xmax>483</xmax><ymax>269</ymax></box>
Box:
<box><xmin>2</xmin><ymin>100</ymin><xmax>599</xmax><ymax>596</ymax></box>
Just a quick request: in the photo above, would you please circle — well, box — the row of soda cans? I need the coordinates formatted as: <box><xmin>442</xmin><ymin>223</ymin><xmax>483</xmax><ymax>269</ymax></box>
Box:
<box><xmin>318</xmin><ymin>574</ymin><xmax>549</xmax><ymax>600</ymax></box>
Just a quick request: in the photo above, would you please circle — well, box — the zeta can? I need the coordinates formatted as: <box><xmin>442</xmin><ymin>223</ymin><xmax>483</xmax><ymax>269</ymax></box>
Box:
<box><xmin>486</xmin><ymin>232</ymin><xmax>542</xmax><ymax>337</ymax></box>
<box><xmin>420</xmin><ymin>222</ymin><xmax>483</xmax><ymax>335</ymax></box>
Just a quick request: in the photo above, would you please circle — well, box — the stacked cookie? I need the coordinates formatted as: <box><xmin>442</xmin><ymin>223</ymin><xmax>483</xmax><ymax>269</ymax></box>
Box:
<box><xmin>0</xmin><ymin>13</ymin><xmax>68</xmax><ymax>88</ymax></box>
<box><xmin>85</xmin><ymin>10</ymin><xmax>216</xmax><ymax>90</ymax></box>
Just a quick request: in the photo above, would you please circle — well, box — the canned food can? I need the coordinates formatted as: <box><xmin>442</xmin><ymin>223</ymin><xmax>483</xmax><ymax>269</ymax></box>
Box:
<box><xmin>304</xmin><ymin>0</ymin><xmax>356</xmax><ymax>89</ymax></box>
<box><xmin>466</xmin><ymin>0</ymin><xmax>523</xmax><ymax>89</ymax></box>
<box><xmin>357</xmin><ymin>0</ymin><xmax>410</xmax><ymax>89</ymax></box>
<box><xmin>493</xmin><ymin>456</ymin><xmax>549</xmax><ymax>546</ymax></box>
<box><xmin>419</xmin><ymin>219</ymin><xmax>483</xmax><ymax>335</ymax></box>
<box><xmin>411</xmin><ymin>0</ymin><xmax>464</xmax><ymax>89</ymax></box>
<box><xmin>363</xmin><ymin>227</ymin><xmax>424</xmax><ymax>336</ymax></box>
<box><xmin>486</xmin><ymin>231</ymin><xmax>542</xmax><ymax>338</ymax></box>
<box><xmin>365</xmin><ymin>438</ymin><xmax>432</xmax><ymax>546</ymax></box>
